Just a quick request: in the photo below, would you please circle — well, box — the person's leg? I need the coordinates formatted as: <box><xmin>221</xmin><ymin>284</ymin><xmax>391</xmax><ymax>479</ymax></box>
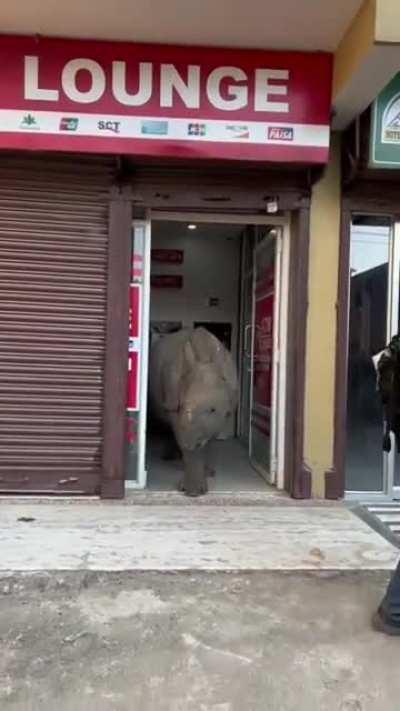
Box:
<box><xmin>373</xmin><ymin>560</ymin><xmax>400</xmax><ymax>635</ymax></box>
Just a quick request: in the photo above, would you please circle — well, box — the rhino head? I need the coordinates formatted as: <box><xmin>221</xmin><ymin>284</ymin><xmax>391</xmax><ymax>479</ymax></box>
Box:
<box><xmin>173</xmin><ymin>339</ymin><xmax>236</xmax><ymax>451</ymax></box>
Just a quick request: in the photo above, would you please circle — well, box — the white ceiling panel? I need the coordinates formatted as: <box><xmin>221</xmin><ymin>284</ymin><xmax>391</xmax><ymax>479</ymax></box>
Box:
<box><xmin>0</xmin><ymin>0</ymin><xmax>363</xmax><ymax>52</ymax></box>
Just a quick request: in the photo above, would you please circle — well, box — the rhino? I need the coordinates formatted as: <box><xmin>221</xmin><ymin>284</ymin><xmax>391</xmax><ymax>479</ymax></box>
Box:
<box><xmin>149</xmin><ymin>327</ymin><xmax>238</xmax><ymax>496</ymax></box>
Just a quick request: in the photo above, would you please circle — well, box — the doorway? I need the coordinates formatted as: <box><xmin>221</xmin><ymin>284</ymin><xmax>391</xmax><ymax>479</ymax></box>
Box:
<box><xmin>128</xmin><ymin>212</ymin><xmax>290</xmax><ymax>493</ymax></box>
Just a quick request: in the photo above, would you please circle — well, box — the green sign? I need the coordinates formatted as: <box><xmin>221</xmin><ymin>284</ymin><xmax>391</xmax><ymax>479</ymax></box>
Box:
<box><xmin>370</xmin><ymin>72</ymin><xmax>400</xmax><ymax>169</ymax></box>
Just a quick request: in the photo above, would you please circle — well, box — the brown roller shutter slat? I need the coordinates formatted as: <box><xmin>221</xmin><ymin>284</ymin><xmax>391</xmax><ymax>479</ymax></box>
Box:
<box><xmin>0</xmin><ymin>154</ymin><xmax>115</xmax><ymax>494</ymax></box>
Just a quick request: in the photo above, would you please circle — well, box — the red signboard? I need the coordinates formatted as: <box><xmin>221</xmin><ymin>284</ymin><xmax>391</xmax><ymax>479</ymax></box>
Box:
<box><xmin>151</xmin><ymin>249</ymin><xmax>184</xmax><ymax>264</ymax></box>
<box><xmin>254</xmin><ymin>295</ymin><xmax>274</xmax><ymax>409</ymax></box>
<box><xmin>127</xmin><ymin>283</ymin><xmax>141</xmax><ymax>412</ymax></box>
<box><xmin>252</xmin><ymin>263</ymin><xmax>275</xmax><ymax>435</ymax></box>
<box><xmin>131</xmin><ymin>252</ymin><xmax>143</xmax><ymax>281</ymax></box>
<box><xmin>0</xmin><ymin>35</ymin><xmax>332</xmax><ymax>163</ymax></box>
<box><xmin>129</xmin><ymin>283</ymin><xmax>140</xmax><ymax>339</ymax></box>
<box><xmin>127</xmin><ymin>352</ymin><xmax>139</xmax><ymax>412</ymax></box>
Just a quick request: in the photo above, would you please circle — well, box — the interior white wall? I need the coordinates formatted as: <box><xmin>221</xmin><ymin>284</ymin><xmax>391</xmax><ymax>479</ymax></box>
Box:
<box><xmin>150</xmin><ymin>223</ymin><xmax>242</xmax><ymax>360</ymax></box>
<box><xmin>150</xmin><ymin>222</ymin><xmax>242</xmax><ymax>439</ymax></box>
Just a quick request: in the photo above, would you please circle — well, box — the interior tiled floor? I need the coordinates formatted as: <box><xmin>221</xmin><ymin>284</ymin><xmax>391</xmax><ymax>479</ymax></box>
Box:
<box><xmin>146</xmin><ymin>436</ymin><xmax>271</xmax><ymax>492</ymax></box>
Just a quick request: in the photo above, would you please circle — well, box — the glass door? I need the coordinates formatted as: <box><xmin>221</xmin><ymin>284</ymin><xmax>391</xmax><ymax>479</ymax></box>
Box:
<box><xmin>125</xmin><ymin>215</ymin><xmax>151</xmax><ymax>489</ymax></box>
<box><xmin>238</xmin><ymin>227</ymin><xmax>255</xmax><ymax>446</ymax></box>
<box><xmin>249</xmin><ymin>227</ymin><xmax>282</xmax><ymax>484</ymax></box>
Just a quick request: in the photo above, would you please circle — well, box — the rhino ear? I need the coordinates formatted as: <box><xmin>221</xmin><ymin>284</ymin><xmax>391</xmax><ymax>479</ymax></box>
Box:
<box><xmin>160</xmin><ymin>348</ymin><xmax>185</xmax><ymax>413</ymax></box>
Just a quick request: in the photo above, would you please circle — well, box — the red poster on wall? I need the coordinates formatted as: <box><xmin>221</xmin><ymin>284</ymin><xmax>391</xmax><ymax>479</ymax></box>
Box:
<box><xmin>127</xmin><ymin>283</ymin><xmax>141</xmax><ymax>412</ymax></box>
<box><xmin>151</xmin><ymin>249</ymin><xmax>184</xmax><ymax>264</ymax></box>
<box><xmin>151</xmin><ymin>275</ymin><xmax>183</xmax><ymax>289</ymax></box>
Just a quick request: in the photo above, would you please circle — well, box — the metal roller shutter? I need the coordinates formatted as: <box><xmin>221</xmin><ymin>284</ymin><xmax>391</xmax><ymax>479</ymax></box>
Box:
<box><xmin>0</xmin><ymin>154</ymin><xmax>115</xmax><ymax>494</ymax></box>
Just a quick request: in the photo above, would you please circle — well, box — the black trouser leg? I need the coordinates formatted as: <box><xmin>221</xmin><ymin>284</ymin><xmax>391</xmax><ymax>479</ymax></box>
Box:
<box><xmin>380</xmin><ymin>559</ymin><xmax>400</xmax><ymax>627</ymax></box>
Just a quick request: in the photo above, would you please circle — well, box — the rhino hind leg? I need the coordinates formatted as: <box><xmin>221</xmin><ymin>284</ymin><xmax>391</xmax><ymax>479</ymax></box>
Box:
<box><xmin>178</xmin><ymin>448</ymin><xmax>208</xmax><ymax>497</ymax></box>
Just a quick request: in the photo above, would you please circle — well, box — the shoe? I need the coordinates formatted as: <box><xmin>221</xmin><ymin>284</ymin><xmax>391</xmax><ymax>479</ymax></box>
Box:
<box><xmin>372</xmin><ymin>608</ymin><xmax>400</xmax><ymax>636</ymax></box>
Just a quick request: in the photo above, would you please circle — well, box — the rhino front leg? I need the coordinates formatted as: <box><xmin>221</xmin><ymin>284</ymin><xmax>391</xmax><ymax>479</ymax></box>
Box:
<box><xmin>178</xmin><ymin>448</ymin><xmax>208</xmax><ymax>497</ymax></box>
<box><xmin>204</xmin><ymin>441</ymin><xmax>215</xmax><ymax>478</ymax></box>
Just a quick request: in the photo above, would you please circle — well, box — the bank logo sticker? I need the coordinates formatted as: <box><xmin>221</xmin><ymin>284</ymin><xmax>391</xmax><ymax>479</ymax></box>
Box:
<box><xmin>225</xmin><ymin>124</ymin><xmax>249</xmax><ymax>139</ymax></box>
<box><xmin>382</xmin><ymin>93</ymin><xmax>400</xmax><ymax>143</ymax></box>
<box><xmin>20</xmin><ymin>113</ymin><xmax>39</xmax><ymax>130</ymax></box>
<box><xmin>188</xmin><ymin>123</ymin><xmax>206</xmax><ymax>137</ymax></box>
<box><xmin>59</xmin><ymin>117</ymin><xmax>79</xmax><ymax>132</ymax></box>
<box><xmin>268</xmin><ymin>126</ymin><xmax>294</xmax><ymax>141</ymax></box>
<box><xmin>98</xmin><ymin>119</ymin><xmax>120</xmax><ymax>134</ymax></box>
<box><xmin>141</xmin><ymin>120</ymin><xmax>168</xmax><ymax>136</ymax></box>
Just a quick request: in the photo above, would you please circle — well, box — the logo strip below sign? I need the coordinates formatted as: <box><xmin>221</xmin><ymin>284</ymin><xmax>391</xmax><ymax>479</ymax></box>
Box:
<box><xmin>4</xmin><ymin>110</ymin><xmax>330</xmax><ymax>148</ymax></box>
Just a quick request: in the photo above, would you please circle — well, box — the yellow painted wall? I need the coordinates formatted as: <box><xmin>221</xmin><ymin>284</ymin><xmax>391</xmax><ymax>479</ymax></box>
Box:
<box><xmin>333</xmin><ymin>0</ymin><xmax>376</xmax><ymax>98</ymax></box>
<box><xmin>304</xmin><ymin>134</ymin><xmax>341</xmax><ymax>498</ymax></box>
<box><xmin>375</xmin><ymin>0</ymin><xmax>400</xmax><ymax>42</ymax></box>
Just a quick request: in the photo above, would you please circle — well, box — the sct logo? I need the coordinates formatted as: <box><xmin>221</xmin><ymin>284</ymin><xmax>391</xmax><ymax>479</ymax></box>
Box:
<box><xmin>268</xmin><ymin>127</ymin><xmax>294</xmax><ymax>141</ymax></box>
<box><xmin>98</xmin><ymin>120</ymin><xmax>120</xmax><ymax>134</ymax></box>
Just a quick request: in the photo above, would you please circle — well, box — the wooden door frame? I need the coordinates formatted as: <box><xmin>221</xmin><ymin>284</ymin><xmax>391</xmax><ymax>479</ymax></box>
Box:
<box><xmin>101</xmin><ymin>184</ymin><xmax>132</xmax><ymax>498</ymax></box>
<box><xmin>284</xmin><ymin>207</ymin><xmax>312</xmax><ymax>498</ymax></box>
<box><xmin>328</xmin><ymin>206</ymin><xmax>352</xmax><ymax>499</ymax></box>
<box><xmin>118</xmin><ymin>163</ymin><xmax>313</xmax><ymax>498</ymax></box>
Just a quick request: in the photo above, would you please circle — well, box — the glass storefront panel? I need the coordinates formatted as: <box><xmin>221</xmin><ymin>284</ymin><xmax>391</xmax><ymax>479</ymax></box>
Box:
<box><xmin>345</xmin><ymin>218</ymin><xmax>391</xmax><ymax>492</ymax></box>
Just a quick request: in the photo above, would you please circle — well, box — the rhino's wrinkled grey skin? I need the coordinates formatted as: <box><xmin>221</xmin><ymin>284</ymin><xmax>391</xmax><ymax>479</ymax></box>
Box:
<box><xmin>149</xmin><ymin>327</ymin><xmax>238</xmax><ymax>496</ymax></box>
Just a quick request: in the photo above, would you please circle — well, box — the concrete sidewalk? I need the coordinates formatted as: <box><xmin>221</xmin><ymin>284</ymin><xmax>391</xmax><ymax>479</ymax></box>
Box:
<box><xmin>1</xmin><ymin>570</ymin><xmax>399</xmax><ymax>711</ymax></box>
<box><xmin>0</xmin><ymin>501</ymin><xmax>397</xmax><ymax>571</ymax></box>
<box><xmin>1</xmin><ymin>502</ymin><xmax>400</xmax><ymax>710</ymax></box>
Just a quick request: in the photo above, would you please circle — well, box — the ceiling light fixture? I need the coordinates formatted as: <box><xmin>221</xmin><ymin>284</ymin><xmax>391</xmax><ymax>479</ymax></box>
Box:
<box><xmin>188</xmin><ymin>224</ymin><xmax>197</xmax><ymax>230</ymax></box>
